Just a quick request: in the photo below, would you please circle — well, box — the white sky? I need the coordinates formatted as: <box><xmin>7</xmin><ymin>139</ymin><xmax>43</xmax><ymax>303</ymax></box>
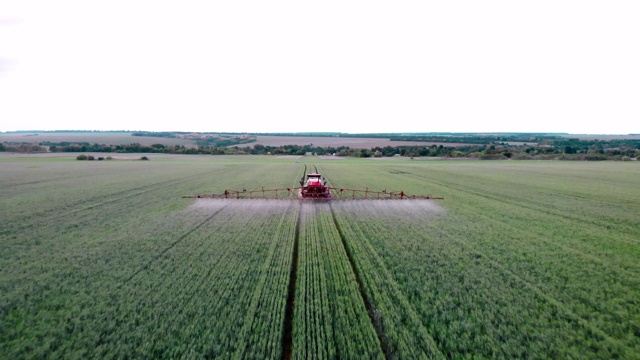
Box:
<box><xmin>1</xmin><ymin>1</ymin><xmax>638</xmax><ymax>134</ymax></box>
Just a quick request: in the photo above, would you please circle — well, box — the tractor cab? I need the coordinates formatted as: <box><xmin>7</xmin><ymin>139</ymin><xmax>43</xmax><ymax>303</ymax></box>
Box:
<box><xmin>306</xmin><ymin>173</ymin><xmax>324</xmax><ymax>187</ymax></box>
<box><xmin>299</xmin><ymin>173</ymin><xmax>331</xmax><ymax>199</ymax></box>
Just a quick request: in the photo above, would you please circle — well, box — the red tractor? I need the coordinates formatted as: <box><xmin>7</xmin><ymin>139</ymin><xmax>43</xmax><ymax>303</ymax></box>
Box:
<box><xmin>298</xmin><ymin>173</ymin><xmax>331</xmax><ymax>199</ymax></box>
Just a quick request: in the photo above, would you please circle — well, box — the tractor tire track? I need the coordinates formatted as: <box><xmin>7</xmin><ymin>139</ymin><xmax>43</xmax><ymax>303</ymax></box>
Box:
<box><xmin>282</xmin><ymin>201</ymin><xmax>302</xmax><ymax>360</ymax></box>
<box><xmin>393</xmin><ymin>171</ymin><xmax>640</xmax><ymax>342</ymax></box>
<box><xmin>323</xmin><ymin>166</ymin><xmax>628</xmax><ymax>355</ymax></box>
<box><xmin>299</xmin><ymin>164</ymin><xmax>307</xmax><ymax>186</ymax></box>
<box><xmin>2</xmin><ymin>168</ymin><xmax>231</xmax><ymax>234</ymax></box>
<box><xmin>302</xmin><ymin>166</ymin><xmax>635</xmax><ymax>352</ymax></box>
<box><xmin>1</xmin><ymin>179</ymin><xmax>52</xmax><ymax>190</ymax></box>
<box><xmin>0</xmin><ymin>202</ymin><xmax>231</xmax><ymax>323</ymax></box>
<box><xmin>401</xmin><ymin>169</ymin><xmax>639</xmax><ymax>238</ymax></box>
<box><xmin>376</xmin><ymin>167</ymin><xmax>640</xmax><ymax>275</ymax></box>
<box><xmin>232</xmin><ymin>201</ymin><xmax>297</xmax><ymax>359</ymax></box>
<box><xmin>119</xmin><ymin>203</ymin><xmax>230</xmax><ymax>287</ymax></box>
<box><xmin>418</xmin><ymin>220</ymin><xmax>629</xmax><ymax>353</ymax></box>
<box><xmin>399</xmin><ymin>170</ymin><xmax>640</xmax><ymax>277</ymax></box>
<box><xmin>329</xmin><ymin>203</ymin><xmax>390</xmax><ymax>360</ymax></box>
<box><xmin>5</xmin><ymin>177</ymin><xmax>183</xmax><ymax>228</ymax></box>
<box><xmin>364</xmin><ymin>169</ymin><xmax>636</xmax><ymax>352</ymax></box>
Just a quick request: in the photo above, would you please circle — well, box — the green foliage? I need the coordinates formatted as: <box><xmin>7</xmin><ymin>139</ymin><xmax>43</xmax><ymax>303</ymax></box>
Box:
<box><xmin>0</xmin><ymin>143</ymin><xmax>47</xmax><ymax>153</ymax></box>
<box><xmin>131</xmin><ymin>131</ymin><xmax>180</xmax><ymax>138</ymax></box>
<box><xmin>1</xmin><ymin>158</ymin><xmax>638</xmax><ymax>358</ymax></box>
<box><xmin>292</xmin><ymin>204</ymin><xmax>384</xmax><ymax>359</ymax></box>
<box><xmin>0</xmin><ymin>160</ymin><xmax>301</xmax><ymax>358</ymax></box>
<box><xmin>21</xmin><ymin>132</ymin><xmax>640</xmax><ymax>160</ymax></box>
<box><xmin>325</xmin><ymin>161</ymin><xmax>639</xmax><ymax>358</ymax></box>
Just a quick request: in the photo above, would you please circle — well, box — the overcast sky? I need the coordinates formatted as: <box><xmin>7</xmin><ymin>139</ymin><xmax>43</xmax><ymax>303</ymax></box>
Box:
<box><xmin>1</xmin><ymin>1</ymin><xmax>638</xmax><ymax>134</ymax></box>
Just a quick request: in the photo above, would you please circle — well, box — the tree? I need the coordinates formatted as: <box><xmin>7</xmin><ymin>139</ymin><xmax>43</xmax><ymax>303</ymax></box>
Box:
<box><xmin>357</xmin><ymin>149</ymin><xmax>371</xmax><ymax>158</ymax></box>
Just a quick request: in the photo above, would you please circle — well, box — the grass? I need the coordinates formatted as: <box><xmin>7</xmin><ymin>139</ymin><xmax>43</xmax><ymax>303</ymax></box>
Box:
<box><xmin>1</xmin><ymin>155</ymin><xmax>638</xmax><ymax>358</ymax></box>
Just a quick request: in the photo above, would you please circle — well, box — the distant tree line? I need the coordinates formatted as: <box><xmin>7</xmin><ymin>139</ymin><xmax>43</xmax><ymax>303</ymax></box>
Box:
<box><xmin>2</xmin><ymin>135</ymin><xmax>639</xmax><ymax>160</ymax></box>
<box><xmin>0</xmin><ymin>143</ymin><xmax>47</xmax><ymax>153</ymax></box>
<box><xmin>131</xmin><ymin>132</ymin><xmax>179</xmax><ymax>138</ymax></box>
<box><xmin>1</xmin><ymin>141</ymin><xmax>625</xmax><ymax>160</ymax></box>
<box><xmin>76</xmin><ymin>154</ymin><xmax>112</xmax><ymax>160</ymax></box>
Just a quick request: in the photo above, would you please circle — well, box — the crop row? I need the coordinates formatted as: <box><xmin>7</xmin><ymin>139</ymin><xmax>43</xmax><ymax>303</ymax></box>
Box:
<box><xmin>232</xmin><ymin>201</ymin><xmax>298</xmax><ymax>359</ymax></box>
<box><xmin>320</xmin><ymin>161</ymin><xmax>639</xmax><ymax>357</ymax></box>
<box><xmin>2</xmin><ymin>199</ymin><xmax>299</xmax><ymax>358</ymax></box>
<box><xmin>4</xmin><ymin>158</ymin><xmax>638</xmax><ymax>358</ymax></box>
<box><xmin>108</xmin><ymin>201</ymin><xmax>296</xmax><ymax>358</ymax></box>
<box><xmin>292</xmin><ymin>202</ymin><xmax>383</xmax><ymax>359</ymax></box>
<box><xmin>330</xmin><ymin>202</ymin><xmax>445</xmax><ymax>359</ymax></box>
<box><xmin>401</xmin><ymin>163</ymin><xmax>640</xmax><ymax>354</ymax></box>
<box><xmin>1</xmin><ymin>159</ymin><xmax>305</xmax><ymax>358</ymax></box>
<box><xmin>333</xmin><ymin>201</ymin><xmax>628</xmax><ymax>357</ymax></box>
<box><xmin>323</xmin><ymin>163</ymin><xmax>640</xmax><ymax>357</ymax></box>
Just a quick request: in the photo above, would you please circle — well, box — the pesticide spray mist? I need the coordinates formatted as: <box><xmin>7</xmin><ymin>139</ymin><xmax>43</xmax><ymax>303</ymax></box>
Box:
<box><xmin>331</xmin><ymin>199</ymin><xmax>444</xmax><ymax>221</ymax></box>
<box><xmin>189</xmin><ymin>198</ymin><xmax>443</xmax><ymax>220</ymax></box>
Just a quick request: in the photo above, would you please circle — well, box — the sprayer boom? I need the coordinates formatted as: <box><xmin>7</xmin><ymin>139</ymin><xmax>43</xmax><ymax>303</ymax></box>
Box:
<box><xmin>182</xmin><ymin>171</ymin><xmax>443</xmax><ymax>201</ymax></box>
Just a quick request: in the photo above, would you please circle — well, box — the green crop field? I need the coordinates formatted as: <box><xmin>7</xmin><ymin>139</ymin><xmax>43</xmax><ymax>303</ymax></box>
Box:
<box><xmin>1</xmin><ymin>154</ymin><xmax>639</xmax><ymax>358</ymax></box>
